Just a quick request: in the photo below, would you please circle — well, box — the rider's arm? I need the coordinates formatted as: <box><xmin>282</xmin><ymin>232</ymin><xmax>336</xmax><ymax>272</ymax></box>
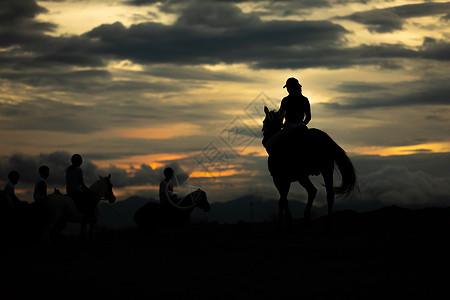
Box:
<box><xmin>159</xmin><ymin>181</ymin><xmax>171</xmax><ymax>204</ymax></box>
<box><xmin>77</xmin><ymin>169</ymin><xmax>89</xmax><ymax>191</ymax></box>
<box><xmin>279</xmin><ymin>98</ymin><xmax>286</xmax><ymax>114</ymax></box>
<box><xmin>303</xmin><ymin>98</ymin><xmax>311</xmax><ymax>126</ymax></box>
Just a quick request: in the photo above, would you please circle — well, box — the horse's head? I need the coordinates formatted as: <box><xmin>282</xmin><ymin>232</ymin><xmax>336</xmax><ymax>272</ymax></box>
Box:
<box><xmin>90</xmin><ymin>174</ymin><xmax>116</xmax><ymax>204</ymax></box>
<box><xmin>262</xmin><ymin>106</ymin><xmax>284</xmax><ymax>146</ymax></box>
<box><xmin>194</xmin><ymin>189</ymin><xmax>211</xmax><ymax>212</ymax></box>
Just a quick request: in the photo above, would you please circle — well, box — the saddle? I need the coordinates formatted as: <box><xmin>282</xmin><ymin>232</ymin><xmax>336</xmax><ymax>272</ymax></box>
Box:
<box><xmin>269</xmin><ymin>127</ymin><xmax>320</xmax><ymax>179</ymax></box>
<box><xmin>68</xmin><ymin>191</ymin><xmax>97</xmax><ymax>215</ymax></box>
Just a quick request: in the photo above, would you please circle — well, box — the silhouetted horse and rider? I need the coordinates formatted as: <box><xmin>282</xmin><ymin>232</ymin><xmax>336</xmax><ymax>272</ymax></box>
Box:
<box><xmin>134</xmin><ymin>167</ymin><xmax>210</xmax><ymax>231</ymax></box>
<box><xmin>262</xmin><ymin>77</ymin><xmax>358</xmax><ymax>229</ymax></box>
<box><xmin>1</xmin><ymin>154</ymin><xmax>116</xmax><ymax>245</ymax></box>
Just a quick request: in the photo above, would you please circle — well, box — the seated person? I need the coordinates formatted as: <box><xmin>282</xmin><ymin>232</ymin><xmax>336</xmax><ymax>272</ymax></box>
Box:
<box><xmin>265</xmin><ymin>77</ymin><xmax>311</xmax><ymax>155</ymax></box>
<box><xmin>66</xmin><ymin>154</ymin><xmax>95</xmax><ymax>213</ymax></box>
<box><xmin>159</xmin><ymin>167</ymin><xmax>183</xmax><ymax>209</ymax></box>
<box><xmin>33</xmin><ymin>165</ymin><xmax>49</xmax><ymax>204</ymax></box>
<box><xmin>4</xmin><ymin>170</ymin><xmax>21</xmax><ymax>209</ymax></box>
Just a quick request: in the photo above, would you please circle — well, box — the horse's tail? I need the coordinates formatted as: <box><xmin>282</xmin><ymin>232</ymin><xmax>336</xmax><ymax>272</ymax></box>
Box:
<box><xmin>332</xmin><ymin>140</ymin><xmax>358</xmax><ymax>198</ymax></box>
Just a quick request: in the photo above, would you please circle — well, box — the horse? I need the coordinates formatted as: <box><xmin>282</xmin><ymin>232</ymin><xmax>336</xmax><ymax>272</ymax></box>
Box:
<box><xmin>262</xmin><ymin>106</ymin><xmax>358</xmax><ymax>229</ymax></box>
<box><xmin>41</xmin><ymin>174</ymin><xmax>116</xmax><ymax>244</ymax></box>
<box><xmin>134</xmin><ymin>188</ymin><xmax>210</xmax><ymax>232</ymax></box>
<box><xmin>0</xmin><ymin>191</ymin><xmax>42</xmax><ymax>245</ymax></box>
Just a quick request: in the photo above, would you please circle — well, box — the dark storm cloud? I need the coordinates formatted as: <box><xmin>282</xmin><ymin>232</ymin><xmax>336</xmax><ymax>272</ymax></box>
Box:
<box><xmin>81</xmin><ymin>1</ymin><xmax>449</xmax><ymax>70</ymax></box>
<box><xmin>84</xmin><ymin>17</ymin><xmax>348</xmax><ymax>67</ymax></box>
<box><xmin>0</xmin><ymin>98</ymin><xmax>106</xmax><ymax>133</ymax></box>
<box><xmin>0</xmin><ymin>70</ymin><xmax>112</xmax><ymax>91</ymax></box>
<box><xmin>125</xmin><ymin>0</ymin><xmax>330</xmax><ymax>10</ymax></box>
<box><xmin>2</xmin><ymin>0</ymin><xmax>448</xmax><ymax>85</ymax></box>
<box><xmin>176</xmin><ymin>1</ymin><xmax>260</xmax><ymax>28</ymax></box>
<box><xmin>0</xmin><ymin>151</ymin><xmax>98</xmax><ymax>187</ymax></box>
<box><xmin>0</xmin><ymin>0</ymin><xmax>55</xmax><ymax>48</ymax></box>
<box><xmin>323</xmin><ymin>76</ymin><xmax>450</xmax><ymax>110</ymax></box>
<box><xmin>337</xmin><ymin>2</ymin><xmax>450</xmax><ymax>33</ymax></box>
<box><xmin>333</xmin><ymin>81</ymin><xmax>382</xmax><ymax>93</ymax></box>
<box><xmin>420</xmin><ymin>37</ymin><xmax>450</xmax><ymax>61</ymax></box>
<box><xmin>0</xmin><ymin>0</ymin><xmax>103</xmax><ymax>71</ymax></box>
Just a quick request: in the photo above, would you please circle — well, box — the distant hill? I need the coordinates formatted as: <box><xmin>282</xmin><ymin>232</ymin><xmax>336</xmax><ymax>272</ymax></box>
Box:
<box><xmin>97</xmin><ymin>195</ymin><xmax>329</xmax><ymax>229</ymax></box>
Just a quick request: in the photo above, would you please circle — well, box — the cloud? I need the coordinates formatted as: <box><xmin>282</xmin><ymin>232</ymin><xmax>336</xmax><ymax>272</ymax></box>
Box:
<box><xmin>2</xmin><ymin>0</ymin><xmax>449</xmax><ymax>93</ymax></box>
<box><xmin>84</xmin><ymin>18</ymin><xmax>348</xmax><ymax>67</ymax></box>
<box><xmin>353</xmin><ymin>165</ymin><xmax>450</xmax><ymax>207</ymax></box>
<box><xmin>0</xmin><ymin>98</ymin><xmax>107</xmax><ymax>133</ymax></box>
<box><xmin>0</xmin><ymin>151</ymin><xmax>189</xmax><ymax>190</ymax></box>
<box><xmin>176</xmin><ymin>1</ymin><xmax>261</xmax><ymax>28</ymax></box>
<box><xmin>0</xmin><ymin>0</ymin><xmax>55</xmax><ymax>48</ymax></box>
<box><xmin>0</xmin><ymin>151</ymin><xmax>95</xmax><ymax>187</ymax></box>
<box><xmin>3</xmin><ymin>150</ymin><xmax>450</xmax><ymax>210</ymax></box>
<box><xmin>337</xmin><ymin>2</ymin><xmax>450</xmax><ymax>33</ymax></box>
<box><xmin>322</xmin><ymin>72</ymin><xmax>450</xmax><ymax>110</ymax></box>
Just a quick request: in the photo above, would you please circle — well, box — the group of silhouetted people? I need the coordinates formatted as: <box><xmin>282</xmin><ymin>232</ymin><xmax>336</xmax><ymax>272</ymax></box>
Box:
<box><xmin>2</xmin><ymin>154</ymin><xmax>96</xmax><ymax>214</ymax></box>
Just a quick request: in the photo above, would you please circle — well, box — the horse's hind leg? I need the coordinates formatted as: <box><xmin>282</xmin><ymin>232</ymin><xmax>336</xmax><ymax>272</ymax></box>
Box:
<box><xmin>273</xmin><ymin>177</ymin><xmax>293</xmax><ymax>228</ymax></box>
<box><xmin>298</xmin><ymin>176</ymin><xmax>317</xmax><ymax>226</ymax></box>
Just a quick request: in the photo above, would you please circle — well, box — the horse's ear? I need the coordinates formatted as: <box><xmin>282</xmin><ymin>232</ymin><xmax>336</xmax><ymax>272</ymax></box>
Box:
<box><xmin>107</xmin><ymin>174</ymin><xmax>111</xmax><ymax>179</ymax></box>
<box><xmin>99</xmin><ymin>175</ymin><xmax>103</xmax><ymax>179</ymax></box>
<box><xmin>264</xmin><ymin>106</ymin><xmax>269</xmax><ymax>115</ymax></box>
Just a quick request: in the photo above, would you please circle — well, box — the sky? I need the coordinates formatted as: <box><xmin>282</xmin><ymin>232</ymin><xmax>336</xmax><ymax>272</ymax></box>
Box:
<box><xmin>0</xmin><ymin>0</ymin><xmax>449</xmax><ymax>211</ymax></box>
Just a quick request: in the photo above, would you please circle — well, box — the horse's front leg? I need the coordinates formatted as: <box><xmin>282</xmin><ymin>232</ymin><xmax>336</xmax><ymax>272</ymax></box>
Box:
<box><xmin>298</xmin><ymin>176</ymin><xmax>317</xmax><ymax>227</ymax></box>
<box><xmin>273</xmin><ymin>177</ymin><xmax>293</xmax><ymax>228</ymax></box>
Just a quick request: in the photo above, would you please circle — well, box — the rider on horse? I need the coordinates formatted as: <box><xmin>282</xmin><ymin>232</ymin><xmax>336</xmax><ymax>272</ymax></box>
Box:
<box><xmin>66</xmin><ymin>154</ymin><xmax>96</xmax><ymax>215</ymax></box>
<box><xmin>159</xmin><ymin>167</ymin><xmax>182</xmax><ymax>210</ymax></box>
<box><xmin>264</xmin><ymin>77</ymin><xmax>311</xmax><ymax>155</ymax></box>
<box><xmin>3</xmin><ymin>170</ymin><xmax>21</xmax><ymax>210</ymax></box>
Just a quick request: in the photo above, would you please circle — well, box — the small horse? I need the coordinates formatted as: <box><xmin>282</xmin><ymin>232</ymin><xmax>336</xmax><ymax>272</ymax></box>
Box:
<box><xmin>42</xmin><ymin>174</ymin><xmax>116</xmax><ymax>244</ymax></box>
<box><xmin>134</xmin><ymin>189</ymin><xmax>210</xmax><ymax>231</ymax></box>
<box><xmin>262</xmin><ymin>106</ymin><xmax>358</xmax><ymax>229</ymax></box>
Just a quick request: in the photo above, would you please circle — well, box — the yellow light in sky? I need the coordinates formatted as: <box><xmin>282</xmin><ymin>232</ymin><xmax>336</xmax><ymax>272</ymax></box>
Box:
<box><xmin>116</xmin><ymin>123</ymin><xmax>203</xmax><ymax>139</ymax></box>
<box><xmin>92</xmin><ymin>153</ymin><xmax>189</xmax><ymax>170</ymax></box>
<box><xmin>36</xmin><ymin>1</ymin><xmax>176</xmax><ymax>36</ymax></box>
<box><xmin>352</xmin><ymin>142</ymin><xmax>450</xmax><ymax>156</ymax></box>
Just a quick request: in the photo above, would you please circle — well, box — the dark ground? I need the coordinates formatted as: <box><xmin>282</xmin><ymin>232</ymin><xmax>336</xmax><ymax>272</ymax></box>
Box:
<box><xmin>1</xmin><ymin>205</ymin><xmax>450</xmax><ymax>300</ymax></box>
